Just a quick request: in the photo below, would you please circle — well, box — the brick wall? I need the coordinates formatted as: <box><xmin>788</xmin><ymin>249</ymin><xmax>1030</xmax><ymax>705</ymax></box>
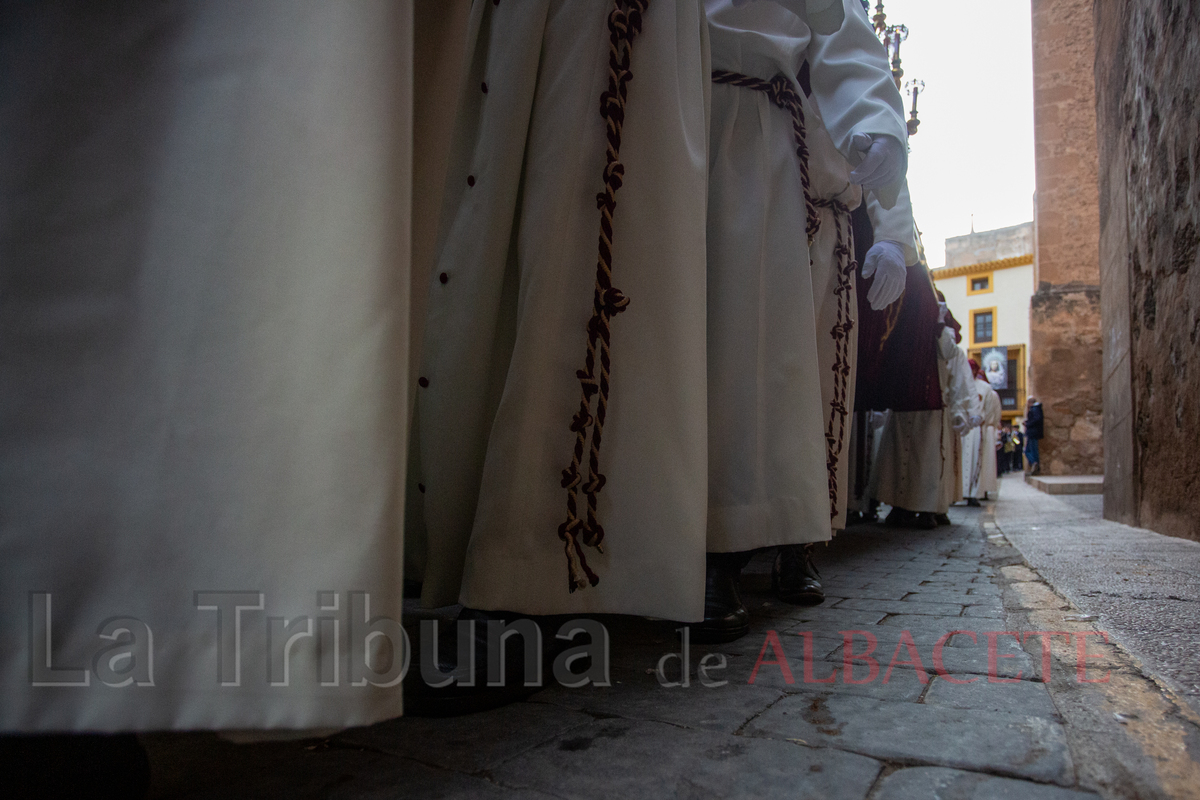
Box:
<box><xmin>1029</xmin><ymin>0</ymin><xmax>1104</xmax><ymax>476</ymax></box>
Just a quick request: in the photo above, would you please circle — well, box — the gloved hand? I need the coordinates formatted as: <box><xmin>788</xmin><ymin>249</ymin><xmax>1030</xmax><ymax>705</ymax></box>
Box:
<box><xmin>861</xmin><ymin>240</ymin><xmax>907</xmax><ymax>310</ymax></box>
<box><xmin>951</xmin><ymin>413</ymin><xmax>968</xmax><ymax>434</ymax></box>
<box><xmin>969</xmin><ymin>414</ymin><xmax>984</xmax><ymax>428</ymax></box>
<box><xmin>848</xmin><ymin>133</ymin><xmax>905</xmax><ymax>189</ymax></box>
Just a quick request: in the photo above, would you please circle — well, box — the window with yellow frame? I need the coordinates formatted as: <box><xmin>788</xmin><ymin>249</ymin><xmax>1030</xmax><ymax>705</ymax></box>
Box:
<box><xmin>969</xmin><ymin>307</ymin><xmax>997</xmax><ymax>346</ymax></box>
<box><xmin>967</xmin><ymin>271</ymin><xmax>993</xmax><ymax>295</ymax></box>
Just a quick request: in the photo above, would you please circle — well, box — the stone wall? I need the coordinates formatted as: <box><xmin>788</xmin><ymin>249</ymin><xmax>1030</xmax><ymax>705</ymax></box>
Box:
<box><xmin>1029</xmin><ymin>0</ymin><xmax>1104</xmax><ymax>476</ymax></box>
<box><xmin>1095</xmin><ymin>0</ymin><xmax>1200</xmax><ymax>541</ymax></box>
<box><xmin>945</xmin><ymin>223</ymin><xmax>1034</xmax><ymax>269</ymax></box>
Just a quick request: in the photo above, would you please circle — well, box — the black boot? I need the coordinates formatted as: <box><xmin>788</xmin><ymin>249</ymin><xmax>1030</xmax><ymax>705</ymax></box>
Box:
<box><xmin>690</xmin><ymin>552</ymin><xmax>751</xmax><ymax>644</ymax></box>
<box><xmin>773</xmin><ymin>543</ymin><xmax>824</xmax><ymax>606</ymax></box>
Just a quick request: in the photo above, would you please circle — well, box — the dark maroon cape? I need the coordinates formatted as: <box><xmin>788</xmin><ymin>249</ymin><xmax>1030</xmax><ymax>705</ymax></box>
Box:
<box><xmin>851</xmin><ymin>203</ymin><xmax>943</xmax><ymax>412</ymax></box>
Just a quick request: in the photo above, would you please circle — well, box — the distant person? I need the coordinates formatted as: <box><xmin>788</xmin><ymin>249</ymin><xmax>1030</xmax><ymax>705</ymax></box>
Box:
<box><xmin>1009</xmin><ymin>425</ymin><xmax>1023</xmax><ymax>473</ymax></box>
<box><xmin>997</xmin><ymin>424</ymin><xmax>1009</xmax><ymax>475</ymax></box>
<box><xmin>1024</xmin><ymin>397</ymin><xmax>1044</xmax><ymax>474</ymax></box>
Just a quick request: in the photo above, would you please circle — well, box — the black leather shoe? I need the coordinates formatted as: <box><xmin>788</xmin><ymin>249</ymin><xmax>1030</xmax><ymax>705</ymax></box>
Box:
<box><xmin>773</xmin><ymin>544</ymin><xmax>824</xmax><ymax>606</ymax></box>
<box><xmin>884</xmin><ymin>507</ymin><xmax>911</xmax><ymax>527</ymax></box>
<box><xmin>912</xmin><ymin>512</ymin><xmax>938</xmax><ymax>530</ymax></box>
<box><xmin>403</xmin><ymin>608</ymin><xmax>553</xmax><ymax>717</ymax></box>
<box><xmin>690</xmin><ymin>553</ymin><xmax>751</xmax><ymax>644</ymax></box>
<box><xmin>965</xmin><ymin>497</ymin><xmax>981</xmax><ymax>507</ymax></box>
<box><xmin>933</xmin><ymin>513</ymin><xmax>952</xmax><ymax>526</ymax></box>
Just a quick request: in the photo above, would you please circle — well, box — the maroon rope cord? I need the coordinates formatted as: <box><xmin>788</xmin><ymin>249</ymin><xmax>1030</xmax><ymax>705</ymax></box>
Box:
<box><xmin>558</xmin><ymin>0</ymin><xmax>650</xmax><ymax>592</ymax></box>
<box><xmin>711</xmin><ymin>70</ymin><xmax>822</xmax><ymax>242</ymax></box>
<box><xmin>814</xmin><ymin>198</ymin><xmax>857</xmax><ymax>520</ymax></box>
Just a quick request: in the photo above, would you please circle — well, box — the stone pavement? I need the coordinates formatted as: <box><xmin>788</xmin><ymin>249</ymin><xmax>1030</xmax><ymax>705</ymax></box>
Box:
<box><xmin>143</xmin><ymin>484</ymin><xmax>1200</xmax><ymax>799</ymax></box>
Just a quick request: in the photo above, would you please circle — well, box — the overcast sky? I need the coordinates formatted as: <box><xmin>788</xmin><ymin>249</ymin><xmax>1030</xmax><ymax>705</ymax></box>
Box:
<box><xmin>875</xmin><ymin>0</ymin><xmax>1036</xmax><ymax>268</ymax></box>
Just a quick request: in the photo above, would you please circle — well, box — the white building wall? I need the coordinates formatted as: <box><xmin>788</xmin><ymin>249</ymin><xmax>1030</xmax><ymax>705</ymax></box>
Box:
<box><xmin>937</xmin><ymin>264</ymin><xmax>1034</xmax><ymax>351</ymax></box>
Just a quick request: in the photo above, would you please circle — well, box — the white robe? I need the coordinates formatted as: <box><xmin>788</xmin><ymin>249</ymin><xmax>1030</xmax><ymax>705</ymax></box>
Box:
<box><xmin>411</xmin><ymin>0</ymin><xmax>712</xmax><ymax>621</ymax></box>
<box><xmin>2</xmin><ymin>3</ymin><xmax>414</xmax><ymax>731</ymax></box>
<box><xmin>706</xmin><ymin>0</ymin><xmax>842</xmax><ymax>552</ymax></box>
<box><xmin>706</xmin><ymin>0</ymin><xmax>909</xmax><ymax>540</ymax></box>
<box><xmin>963</xmin><ymin>378</ymin><xmax>1002</xmax><ymax>498</ymax></box>
<box><xmin>806</xmin><ymin>0</ymin><xmax>911</xmax><ymax>530</ymax></box>
<box><xmin>942</xmin><ymin>339</ymin><xmax>981</xmax><ymax>508</ymax></box>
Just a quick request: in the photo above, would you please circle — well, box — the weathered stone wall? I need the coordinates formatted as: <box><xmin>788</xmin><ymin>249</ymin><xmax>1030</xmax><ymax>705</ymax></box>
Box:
<box><xmin>944</xmin><ymin>223</ymin><xmax>1034</xmax><ymax>269</ymax></box>
<box><xmin>1029</xmin><ymin>0</ymin><xmax>1104</xmax><ymax>476</ymax></box>
<box><xmin>1095</xmin><ymin>0</ymin><xmax>1200</xmax><ymax>541</ymax></box>
<box><xmin>1029</xmin><ymin>285</ymin><xmax>1104</xmax><ymax>475</ymax></box>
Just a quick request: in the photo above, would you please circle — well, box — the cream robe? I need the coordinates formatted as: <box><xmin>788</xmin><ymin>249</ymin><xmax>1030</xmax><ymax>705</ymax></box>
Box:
<box><xmin>875</xmin><ymin>329</ymin><xmax>978</xmax><ymax>514</ymax></box>
<box><xmin>2</xmin><ymin>3</ymin><xmax>413</xmax><ymax>730</ymax></box>
<box><xmin>411</xmin><ymin>0</ymin><xmax>712</xmax><ymax>621</ymax></box>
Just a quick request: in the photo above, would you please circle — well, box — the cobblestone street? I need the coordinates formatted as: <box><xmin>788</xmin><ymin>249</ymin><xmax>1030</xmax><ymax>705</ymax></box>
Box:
<box><xmin>143</xmin><ymin>475</ymin><xmax>1200</xmax><ymax>799</ymax></box>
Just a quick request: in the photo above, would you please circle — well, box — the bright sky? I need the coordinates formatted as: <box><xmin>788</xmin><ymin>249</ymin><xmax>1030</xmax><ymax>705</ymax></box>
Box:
<box><xmin>875</xmin><ymin>0</ymin><xmax>1036</xmax><ymax>268</ymax></box>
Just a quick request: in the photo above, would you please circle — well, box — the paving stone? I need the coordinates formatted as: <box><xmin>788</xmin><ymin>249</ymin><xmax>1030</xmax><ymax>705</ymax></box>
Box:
<box><xmin>927</xmin><ymin>637</ymin><xmax>1039</xmax><ymax>681</ymax></box>
<box><xmin>843</xmin><ymin>586</ymin><xmax>921</xmax><ymax>601</ymax></box>
<box><xmin>1008</xmin><ymin>582</ymin><xmax>1068</xmax><ymax>610</ymax></box>
<box><xmin>1002</xmin><ymin>565</ymin><xmax>1041</xmax><ymax>582</ymax></box>
<box><xmin>784</xmin><ymin>608</ymin><xmax>890</xmax><ymax>630</ymax></box>
<box><xmin>900</xmin><ymin>590</ymin><xmax>978</xmax><ymax>602</ymax></box>
<box><xmin>962</xmin><ymin>603</ymin><xmax>1006</xmax><ymax>619</ymax></box>
<box><xmin>924</xmin><ymin>672</ymin><xmax>1060</xmax><ymax>718</ymax></box>
<box><xmin>336</xmin><ymin>702</ymin><xmax>591</xmax><ymax>773</ymax></box>
<box><xmin>934</xmin><ymin>564</ymin><xmax>988</xmax><ymax>574</ymax></box>
<box><xmin>822</xmin><ymin>631</ymin><xmax>1036</xmax><ymax>680</ymax></box>
<box><xmin>492</xmin><ymin>718</ymin><xmax>884</xmax><ymax>800</ymax></box>
<box><xmin>798</xmin><ymin>622</ymin><xmax>984</xmax><ymax>648</ymax></box>
<box><xmin>328</xmin><ymin>757</ymin><xmax>562</xmax><ymax>800</ymax></box>
<box><xmin>915</xmin><ymin>577</ymin><xmax>980</xmax><ymax>588</ymax></box>
<box><xmin>748</xmin><ymin>655</ymin><xmax>930</xmax><ymax>702</ymax></box>
<box><xmin>532</xmin><ymin>661</ymin><xmax>786</xmax><ymax>735</ymax></box>
<box><xmin>872</xmin><ymin>767</ymin><xmax>1099</xmax><ymax>800</ymax></box>
<box><xmin>877</xmin><ymin>613</ymin><xmax>974</xmax><ymax>631</ymax></box>
<box><xmin>834</xmin><ymin>597</ymin><xmax>967</xmax><ymax>616</ymax></box>
<box><xmin>745</xmin><ymin>695</ymin><xmax>1074</xmax><ymax>785</ymax></box>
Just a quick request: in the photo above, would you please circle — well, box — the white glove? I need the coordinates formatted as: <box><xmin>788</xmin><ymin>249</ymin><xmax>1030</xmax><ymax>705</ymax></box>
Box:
<box><xmin>861</xmin><ymin>240</ymin><xmax>907</xmax><ymax>310</ymax></box>
<box><xmin>951</xmin><ymin>413</ymin><xmax>968</xmax><ymax>434</ymax></box>
<box><xmin>848</xmin><ymin>133</ymin><xmax>905</xmax><ymax>189</ymax></box>
<box><xmin>969</xmin><ymin>414</ymin><xmax>984</xmax><ymax>428</ymax></box>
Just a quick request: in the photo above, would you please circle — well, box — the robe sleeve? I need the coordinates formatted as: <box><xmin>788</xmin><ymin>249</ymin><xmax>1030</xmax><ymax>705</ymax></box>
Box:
<box><xmin>806</xmin><ymin>0</ymin><xmax>908</xmax><ymax>208</ymax></box>
<box><xmin>940</xmin><ymin>332</ymin><xmax>979</xmax><ymax>432</ymax></box>
<box><xmin>747</xmin><ymin>0</ymin><xmax>846</xmax><ymax>34</ymax></box>
<box><xmin>865</xmin><ymin>179</ymin><xmax>918</xmax><ymax>264</ymax></box>
<box><xmin>984</xmin><ymin>386</ymin><xmax>1003</xmax><ymax>427</ymax></box>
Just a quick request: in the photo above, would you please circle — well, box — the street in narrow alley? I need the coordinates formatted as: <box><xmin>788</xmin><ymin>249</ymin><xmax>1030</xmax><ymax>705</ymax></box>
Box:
<box><xmin>142</xmin><ymin>474</ymin><xmax>1200</xmax><ymax>799</ymax></box>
